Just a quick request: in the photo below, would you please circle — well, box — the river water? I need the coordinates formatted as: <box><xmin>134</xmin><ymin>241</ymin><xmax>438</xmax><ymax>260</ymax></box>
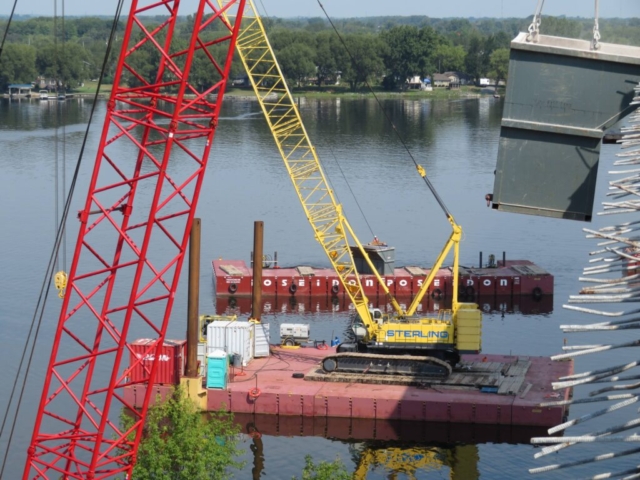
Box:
<box><xmin>0</xmin><ymin>94</ymin><xmax>632</xmax><ymax>478</ymax></box>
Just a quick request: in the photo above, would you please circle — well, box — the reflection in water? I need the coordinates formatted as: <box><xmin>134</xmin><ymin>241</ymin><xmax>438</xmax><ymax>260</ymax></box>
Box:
<box><xmin>214</xmin><ymin>293</ymin><xmax>553</xmax><ymax>317</ymax></box>
<box><xmin>235</xmin><ymin>414</ymin><xmax>546</xmax><ymax>479</ymax></box>
<box><xmin>250</xmin><ymin>432</ymin><xmax>265</xmax><ymax>480</ymax></box>
<box><xmin>0</xmin><ymin>96</ymin><xmax>91</xmax><ymax>132</ymax></box>
<box><xmin>2</xmin><ymin>95</ymin><xmax>587</xmax><ymax>478</ymax></box>
<box><xmin>349</xmin><ymin>442</ymin><xmax>479</xmax><ymax>480</ymax></box>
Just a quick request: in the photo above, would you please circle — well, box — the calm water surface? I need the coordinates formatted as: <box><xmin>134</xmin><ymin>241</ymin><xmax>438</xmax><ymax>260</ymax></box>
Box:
<box><xmin>0</xmin><ymin>95</ymin><xmax>630</xmax><ymax>478</ymax></box>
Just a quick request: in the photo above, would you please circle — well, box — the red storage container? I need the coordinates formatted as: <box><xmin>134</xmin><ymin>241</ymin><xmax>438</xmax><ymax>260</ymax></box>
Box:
<box><xmin>129</xmin><ymin>339</ymin><xmax>186</xmax><ymax>385</ymax></box>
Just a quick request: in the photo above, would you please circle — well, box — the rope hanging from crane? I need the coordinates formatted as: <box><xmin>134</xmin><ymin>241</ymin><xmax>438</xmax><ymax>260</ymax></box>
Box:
<box><xmin>315</xmin><ymin>0</ymin><xmax>456</xmax><ymax>223</ymax></box>
<box><xmin>0</xmin><ymin>0</ymin><xmax>19</xmax><ymax>60</ymax></box>
<box><xmin>251</xmin><ymin>0</ymin><xmax>378</xmax><ymax>241</ymax></box>
<box><xmin>53</xmin><ymin>0</ymin><xmax>69</xmax><ymax>299</ymax></box>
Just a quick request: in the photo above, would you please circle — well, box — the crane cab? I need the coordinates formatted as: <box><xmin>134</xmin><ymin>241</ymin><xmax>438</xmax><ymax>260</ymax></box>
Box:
<box><xmin>351</xmin><ymin>308</ymin><xmax>384</xmax><ymax>340</ymax></box>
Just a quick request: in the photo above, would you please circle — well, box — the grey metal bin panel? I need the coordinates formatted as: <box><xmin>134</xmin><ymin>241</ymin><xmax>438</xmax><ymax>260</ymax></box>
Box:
<box><xmin>493</xmin><ymin>127</ymin><xmax>601</xmax><ymax>221</ymax></box>
<box><xmin>491</xmin><ymin>33</ymin><xmax>640</xmax><ymax>221</ymax></box>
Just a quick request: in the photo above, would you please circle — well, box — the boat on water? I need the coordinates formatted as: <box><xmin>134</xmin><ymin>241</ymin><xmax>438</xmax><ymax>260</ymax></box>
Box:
<box><xmin>38</xmin><ymin>90</ymin><xmax>50</xmax><ymax>100</ymax></box>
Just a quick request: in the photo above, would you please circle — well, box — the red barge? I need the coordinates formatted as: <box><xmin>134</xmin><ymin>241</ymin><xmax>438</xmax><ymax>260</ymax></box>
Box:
<box><xmin>124</xmin><ymin>346</ymin><xmax>572</xmax><ymax>428</ymax></box>
<box><xmin>212</xmin><ymin>254</ymin><xmax>554</xmax><ymax>300</ymax></box>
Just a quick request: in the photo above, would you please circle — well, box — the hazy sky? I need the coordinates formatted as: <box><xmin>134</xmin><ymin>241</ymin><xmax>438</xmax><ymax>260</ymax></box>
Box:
<box><xmin>7</xmin><ymin>0</ymin><xmax>640</xmax><ymax>19</ymax></box>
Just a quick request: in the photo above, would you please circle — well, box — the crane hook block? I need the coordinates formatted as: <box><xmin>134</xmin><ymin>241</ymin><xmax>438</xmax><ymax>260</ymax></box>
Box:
<box><xmin>54</xmin><ymin>271</ymin><xmax>68</xmax><ymax>299</ymax></box>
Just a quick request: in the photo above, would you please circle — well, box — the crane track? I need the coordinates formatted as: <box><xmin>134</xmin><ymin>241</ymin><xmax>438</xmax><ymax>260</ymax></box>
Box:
<box><xmin>321</xmin><ymin>352</ymin><xmax>453</xmax><ymax>378</ymax></box>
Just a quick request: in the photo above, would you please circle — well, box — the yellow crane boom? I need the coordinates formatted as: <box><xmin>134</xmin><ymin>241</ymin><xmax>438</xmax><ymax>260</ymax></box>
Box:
<box><xmin>218</xmin><ymin>0</ymin><xmax>404</xmax><ymax>322</ymax></box>
<box><xmin>218</xmin><ymin>0</ymin><xmax>481</xmax><ymax>373</ymax></box>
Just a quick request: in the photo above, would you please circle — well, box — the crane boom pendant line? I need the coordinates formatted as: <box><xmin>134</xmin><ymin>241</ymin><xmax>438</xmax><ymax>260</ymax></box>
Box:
<box><xmin>24</xmin><ymin>1</ymin><xmax>247</xmax><ymax>478</ymax></box>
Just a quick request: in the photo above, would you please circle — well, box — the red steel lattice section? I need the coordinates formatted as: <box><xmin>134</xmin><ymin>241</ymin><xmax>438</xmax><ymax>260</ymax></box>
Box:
<box><xmin>24</xmin><ymin>0</ymin><xmax>246</xmax><ymax>478</ymax></box>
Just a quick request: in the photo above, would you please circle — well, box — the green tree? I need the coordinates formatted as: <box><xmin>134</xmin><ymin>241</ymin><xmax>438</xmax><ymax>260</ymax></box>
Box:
<box><xmin>382</xmin><ymin>25</ymin><xmax>421</xmax><ymax>88</ymax></box>
<box><xmin>35</xmin><ymin>42</ymin><xmax>88</xmax><ymax>88</ymax></box>
<box><xmin>269</xmin><ymin>29</ymin><xmax>314</xmax><ymax>51</ymax></box>
<box><xmin>122</xmin><ymin>386</ymin><xmax>243</xmax><ymax>480</ymax></box>
<box><xmin>339</xmin><ymin>34</ymin><xmax>385</xmax><ymax>91</ymax></box>
<box><xmin>381</xmin><ymin>25</ymin><xmax>442</xmax><ymax>89</ymax></box>
<box><xmin>292</xmin><ymin>455</ymin><xmax>351</xmax><ymax>480</ymax></box>
<box><xmin>464</xmin><ymin>33</ymin><xmax>486</xmax><ymax>80</ymax></box>
<box><xmin>315</xmin><ymin>32</ymin><xmax>345</xmax><ymax>86</ymax></box>
<box><xmin>277</xmin><ymin>43</ymin><xmax>316</xmax><ymax>87</ymax></box>
<box><xmin>540</xmin><ymin>17</ymin><xmax>583</xmax><ymax>39</ymax></box>
<box><xmin>189</xmin><ymin>40</ymin><xmax>234</xmax><ymax>92</ymax></box>
<box><xmin>119</xmin><ymin>33</ymin><xmax>160</xmax><ymax>88</ymax></box>
<box><xmin>0</xmin><ymin>43</ymin><xmax>37</xmax><ymax>87</ymax></box>
<box><xmin>489</xmin><ymin>48</ymin><xmax>510</xmax><ymax>85</ymax></box>
<box><xmin>433</xmin><ymin>43</ymin><xmax>466</xmax><ymax>73</ymax></box>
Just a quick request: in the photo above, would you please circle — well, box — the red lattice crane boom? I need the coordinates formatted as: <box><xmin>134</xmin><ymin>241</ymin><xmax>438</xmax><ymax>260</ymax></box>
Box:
<box><xmin>24</xmin><ymin>1</ymin><xmax>246</xmax><ymax>478</ymax></box>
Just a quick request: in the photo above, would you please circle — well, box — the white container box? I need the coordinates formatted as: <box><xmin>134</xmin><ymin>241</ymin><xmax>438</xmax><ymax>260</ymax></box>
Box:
<box><xmin>207</xmin><ymin>320</ymin><xmax>254</xmax><ymax>366</ymax></box>
<box><xmin>197</xmin><ymin>342</ymin><xmax>207</xmax><ymax>376</ymax></box>
<box><xmin>254</xmin><ymin>323</ymin><xmax>270</xmax><ymax>358</ymax></box>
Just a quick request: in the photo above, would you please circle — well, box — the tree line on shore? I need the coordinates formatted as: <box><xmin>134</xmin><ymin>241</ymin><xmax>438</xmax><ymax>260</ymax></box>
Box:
<box><xmin>0</xmin><ymin>15</ymin><xmax>638</xmax><ymax>92</ymax></box>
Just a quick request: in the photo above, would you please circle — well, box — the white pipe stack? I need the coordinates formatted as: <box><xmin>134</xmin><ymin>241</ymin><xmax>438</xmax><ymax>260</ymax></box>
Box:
<box><xmin>531</xmin><ymin>84</ymin><xmax>640</xmax><ymax>478</ymax></box>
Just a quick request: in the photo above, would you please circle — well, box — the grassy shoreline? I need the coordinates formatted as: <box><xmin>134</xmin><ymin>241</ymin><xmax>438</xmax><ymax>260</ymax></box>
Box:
<box><xmin>227</xmin><ymin>84</ymin><xmax>499</xmax><ymax>99</ymax></box>
<box><xmin>70</xmin><ymin>82</ymin><xmax>500</xmax><ymax>100</ymax></box>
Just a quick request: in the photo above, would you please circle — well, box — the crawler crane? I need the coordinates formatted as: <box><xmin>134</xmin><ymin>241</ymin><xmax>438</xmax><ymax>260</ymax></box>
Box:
<box><xmin>219</xmin><ymin>0</ymin><xmax>482</xmax><ymax>378</ymax></box>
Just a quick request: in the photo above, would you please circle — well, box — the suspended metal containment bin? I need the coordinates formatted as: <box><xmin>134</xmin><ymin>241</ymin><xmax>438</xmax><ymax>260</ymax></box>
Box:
<box><xmin>492</xmin><ymin>32</ymin><xmax>640</xmax><ymax>221</ymax></box>
<box><xmin>206</xmin><ymin>349</ymin><xmax>228</xmax><ymax>389</ymax></box>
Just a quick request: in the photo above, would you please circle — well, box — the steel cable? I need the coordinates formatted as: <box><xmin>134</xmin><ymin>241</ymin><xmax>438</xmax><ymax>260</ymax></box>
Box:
<box><xmin>251</xmin><ymin>0</ymin><xmax>376</xmax><ymax>239</ymax></box>
<box><xmin>316</xmin><ymin>0</ymin><xmax>454</xmax><ymax>221</ymax></box>
<box><xmin>0</xmin><ymin>0</ymin><xmax>18</xmax><ymax>60</ymax></box>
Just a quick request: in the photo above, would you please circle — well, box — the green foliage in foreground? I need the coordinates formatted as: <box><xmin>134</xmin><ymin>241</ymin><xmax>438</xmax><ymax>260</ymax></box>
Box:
<box><xmin>292</xmin><ymin>455</ymin><xmax>351</xmax><ymax>480</ymax></box>
<box><xmin>120</xmin><ymin>386</ymin><xmax>357</xmax><ymax>479</ymax></box>
<box><xmin>121</xmin><ymin>386</ymin><xmax>243</xmax><ymax>480</ymax></box>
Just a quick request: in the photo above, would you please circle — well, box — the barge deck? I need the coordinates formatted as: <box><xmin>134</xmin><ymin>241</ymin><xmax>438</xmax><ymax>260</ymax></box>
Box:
<box><xmin>124</xmin><ymin>346</ymin><xmax>572</xmax><ymax>428</ymax></box>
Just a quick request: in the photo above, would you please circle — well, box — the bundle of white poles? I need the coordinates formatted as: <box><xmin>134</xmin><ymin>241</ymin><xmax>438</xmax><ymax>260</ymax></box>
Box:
<box><xmin>530</xmin><ymin>84</ymin><xmax>640</xmax><ymax>480</ymax></box>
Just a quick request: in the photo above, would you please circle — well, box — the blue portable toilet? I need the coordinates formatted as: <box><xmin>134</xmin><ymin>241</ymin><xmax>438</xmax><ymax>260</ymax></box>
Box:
<box><xmin>207</xmin><ymin>349</ymin><xmax>228</xmax><ymax>389</ymax></box>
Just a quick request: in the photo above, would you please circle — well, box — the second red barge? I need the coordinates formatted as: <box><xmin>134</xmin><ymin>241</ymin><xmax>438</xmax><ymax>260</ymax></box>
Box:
<box><xmin>212</xmin><ymin>251</ymin><xmax>553</xmax><ymax>300</ymax></box>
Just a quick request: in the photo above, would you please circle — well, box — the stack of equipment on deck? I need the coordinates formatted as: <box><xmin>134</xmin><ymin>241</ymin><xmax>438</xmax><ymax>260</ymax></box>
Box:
<box><xmin>203</xmin><ymin>318</ymin><xmax>270</xmax><ymax>369</ymax></box>
<box><xmin>280</xmin><ymin>323</ymin><xmax>310</xmax><ymax>346</ymax></box>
